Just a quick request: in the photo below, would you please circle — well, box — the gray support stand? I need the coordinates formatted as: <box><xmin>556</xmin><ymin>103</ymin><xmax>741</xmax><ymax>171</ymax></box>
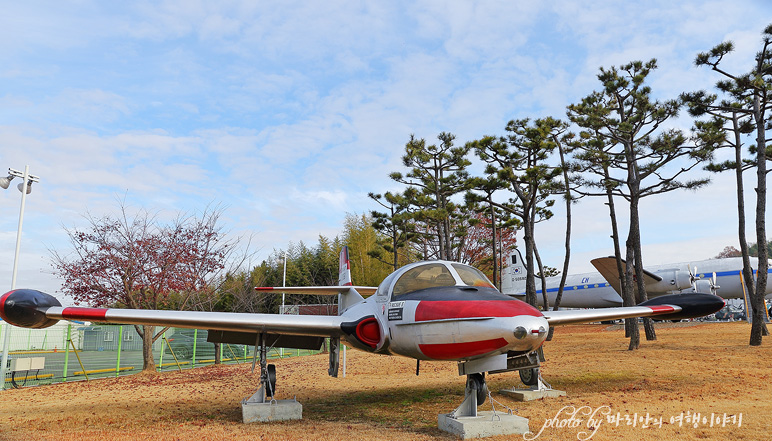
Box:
<box><xmin>242</xmin><ymin>394</ymin><xmax>302</xmax><ymax>423</ymax></box>
<box><xmin>438</xmin><ymin>377</ymin><xmax>529</xmax><ymax>439</ymax></box>
<box><xmin>241</xmin><ymin>333</ymin><xmax>302</xmax><ymax>423</ymax></box>
<box><xmin>499</xmin><ymin>374</ymin><xmax>566</xmax><ymax>402</ymax></box>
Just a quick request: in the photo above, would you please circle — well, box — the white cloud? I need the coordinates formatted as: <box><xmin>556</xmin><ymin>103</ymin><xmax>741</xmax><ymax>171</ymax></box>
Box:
<box><xmin>1</xmin><ymin>1</ymin><xmax>771</xmax><ymax>295</ymax></box>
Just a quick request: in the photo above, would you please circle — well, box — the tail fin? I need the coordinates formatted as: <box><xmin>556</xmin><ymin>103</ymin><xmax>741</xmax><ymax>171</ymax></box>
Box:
<box><xmin>339</xmin><ymin>246</ymin><xmax>352</xmax><ymax>286</ymax></box>
<box><xmin>337</xmin><ymin>246</ymin><xmax>363</xmax><ymax>314</ymax></box>
<box><xmin>500</xmin><ymin>249</ymin><xmax>527</xmax><ymax>296</ymax></box>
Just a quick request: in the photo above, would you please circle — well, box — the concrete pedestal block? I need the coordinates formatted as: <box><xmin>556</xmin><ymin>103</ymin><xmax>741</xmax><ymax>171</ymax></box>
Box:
<box><xmin>438</xmin><ymin>411</ymin><xmax>529</xmax><ymax>439</ymax></box>
<box><xmin>499</xmin><ymin>388</ymin><xmax>566</xmax><ymax>401</ymax></box>
<box><xmin>242</xmin><ymin>399</ymin><xmax>302</xmax><ymax>423</ymax></box>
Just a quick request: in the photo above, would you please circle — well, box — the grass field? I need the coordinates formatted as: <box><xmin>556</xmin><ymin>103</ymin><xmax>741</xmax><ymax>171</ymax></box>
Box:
<box><xmin>0</xmin><ymin>321</ymin><xmax>769</xmax><ymax>440</ymax></box>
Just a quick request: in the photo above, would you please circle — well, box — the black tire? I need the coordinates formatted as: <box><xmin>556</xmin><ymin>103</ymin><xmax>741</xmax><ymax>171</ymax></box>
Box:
<box><xmin>266</xmin><ymin>364</ymin><xmax>277</xmax><ymax>397</ymax></box>
<box><xmin>519</xmin><ymin>367</ymin><xmax>539</xmax><ymax>386</ymax></box>
<box><xmin>174</xmin><ymin>346</ymin><xmax>191</xmax><ymax>360</ymax></box>
<box><xmin>466</xmin><ymin>373</ymin><xmax>488</xmax><ymax>406</ymax></box>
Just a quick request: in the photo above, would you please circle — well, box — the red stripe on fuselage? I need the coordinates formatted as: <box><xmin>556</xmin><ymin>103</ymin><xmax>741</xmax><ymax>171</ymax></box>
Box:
<box><xmin>415</xmin><ymin>300</ymin><xmax>542</xmax><ymax>322</ymax></box>
<box><xmin>420</xmin><ymin>338</ymin><xmax>509</xmax><ymax>360</ymax></box>
<box><xmin>647</xmin><ymin>305</ymin><xmax>676</xmax><ymax>314</ymax></box>
<box><xmin>61</xmin><ymin>307</ymin><xmax>108</xmax><ymax>321</ymax></box>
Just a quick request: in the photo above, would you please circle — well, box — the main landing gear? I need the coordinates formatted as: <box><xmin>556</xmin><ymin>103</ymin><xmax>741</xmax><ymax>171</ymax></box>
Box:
<box><xmin>245</xmin><ymin>334</ymin><xmax>278</xmax><ymax>404</ymax></box>
<box><xmin>241</xmin><ymin>334</ymin><xmax>302</xmax><ymax>423</ymax></box>
<box><xmin>518</xmin><ymin>366</ymin><xmax>539</xmax><ymax>387</ymax></box>
<box><xmin>450</xmin><ymin>373</ymin><xmax>489</xmax><ymax>418</ymax></box>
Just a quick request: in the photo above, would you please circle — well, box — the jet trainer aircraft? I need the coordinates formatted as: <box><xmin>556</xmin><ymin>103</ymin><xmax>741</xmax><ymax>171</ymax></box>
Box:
<box><xmin>0</xmin><ymin>246</ymin><xmax>723</xmax><ymax>418</ymax></box>
<box><xmin>502</xmin><ymin>249</ymin><xmax>772</xmax><ymax>308</ymax></box>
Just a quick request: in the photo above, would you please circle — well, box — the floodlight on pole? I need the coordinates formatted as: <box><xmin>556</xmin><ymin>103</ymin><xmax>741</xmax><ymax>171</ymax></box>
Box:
<box><xmin>0</xmin><ymin>166</ymin><xmax>41</xmax><ymax>389</ymax></box>
<box><xmin>18</xmin><ymin>181</ymin><xmax>33</xmax><ymax>195</ymax></box>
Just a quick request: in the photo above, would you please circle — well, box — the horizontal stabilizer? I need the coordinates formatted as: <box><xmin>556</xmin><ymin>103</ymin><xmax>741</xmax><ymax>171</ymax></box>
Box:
<box><xmin>255</xmin><ymin>286</ymin><xmax>377</xmax><ymax>296</ymax></box>
<box><xmin>591</xmin><ymin>257</ymin><xmax>662</xmax><ymax>295</ymax></box>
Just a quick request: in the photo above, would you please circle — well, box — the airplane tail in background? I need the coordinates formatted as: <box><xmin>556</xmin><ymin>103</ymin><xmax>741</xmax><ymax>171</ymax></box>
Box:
<box><xmin>339</xmin><ymin>246</ymin><xmax>353</xmax><ymax>286</ymax></box>
<box><xmin>500</xmin><ymin>249</ymin><xmax>527</xmax><ymax>296</ymax></box>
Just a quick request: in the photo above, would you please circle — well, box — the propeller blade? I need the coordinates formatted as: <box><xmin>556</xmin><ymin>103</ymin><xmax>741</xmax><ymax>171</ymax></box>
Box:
<box><xmin>688</xmin><ymin>264</ymin><xmax>700</xmax><ymax>284</ymax></box>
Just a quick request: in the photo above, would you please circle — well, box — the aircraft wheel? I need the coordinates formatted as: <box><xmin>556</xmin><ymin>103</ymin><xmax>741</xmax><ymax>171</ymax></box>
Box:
<box><xmin>266</xmin><ymin>364</ymin><xmax>277</xmax><ymax>397</ymax></box>
<box><xmin>175</xmin><ymin>346</ymin><xmax>191</xmax><ymax>360</ymax></box>
<box><xmin>466</xmin><ymin>373</ymin><xmax>488</xmax><ymax>405</ymax></box>
<box><xmin>519</xmin><ymin>367</ymin><xmax>539</xmax><ymax>386</ymax></box>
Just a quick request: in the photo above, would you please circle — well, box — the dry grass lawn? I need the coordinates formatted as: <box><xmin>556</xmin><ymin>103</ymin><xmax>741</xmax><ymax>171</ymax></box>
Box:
<box><xmin>1</xmin><ymin>321</ymin><xmax>770</xmax><ymax>440</ymax></box>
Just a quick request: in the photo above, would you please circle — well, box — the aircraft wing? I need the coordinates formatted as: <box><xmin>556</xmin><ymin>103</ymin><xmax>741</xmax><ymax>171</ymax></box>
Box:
<box><xmin>544</xmin><ymin>305</ymin><xmax>677</xmax><ymax>326</ymax></box>
<box><xmin>48</xmin><ymin>307</ymin><xmax>343</xmax><ymax>336</ymax></box>
<box><xmin>255</xmin><ymin>286</ymin><xmax>378</xmax><ymax>296</ymax></box>
<box><xmin>544</xmin><ymin>293</ymin><xmax>724</xmax><ymax>326</ymax></box>
<box><xmin>591</xmin><ymin>256</ymin><xmax>663</xmax><ymax>295</ymax></box>
<box><xmin>0</xmin><ymin>289</ymin><xmax>347</xmax><ymax>350</ymax></box>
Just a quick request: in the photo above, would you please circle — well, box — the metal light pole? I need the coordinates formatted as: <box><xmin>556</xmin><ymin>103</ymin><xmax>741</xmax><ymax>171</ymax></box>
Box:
<box><xmin>0</xmin><ymin>166</ymin><xmax>40</xmax><ymax>389</ymax></box>
<box><xmin>280</xmin><ymin>251</ymin><xmax>287</xmax><ymax>357</ymax></box>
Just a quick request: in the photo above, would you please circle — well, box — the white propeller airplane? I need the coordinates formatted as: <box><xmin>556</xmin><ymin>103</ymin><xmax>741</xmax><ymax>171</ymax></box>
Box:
<box><xmin>502</xmin><ymin>249</ymin><xmax>772</xmax><ymax>308</ymax></box>
<box><xmin>0</xmin><ymin>246</ymin><xmax>723</xmax><ymax>419</ymax></box>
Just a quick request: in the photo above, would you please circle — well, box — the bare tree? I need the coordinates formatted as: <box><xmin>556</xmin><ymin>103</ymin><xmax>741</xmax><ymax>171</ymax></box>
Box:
<box><xmin>51</xmin><ymin>203</ymin><xmax>236</xmax><ymax>371</ymax></box>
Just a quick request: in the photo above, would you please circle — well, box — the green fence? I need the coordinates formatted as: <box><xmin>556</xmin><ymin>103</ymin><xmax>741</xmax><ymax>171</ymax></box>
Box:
<box><xmin>1</xmin><ymin>322</ymin><xmax>322</xmax><ymax>390</ymax></box>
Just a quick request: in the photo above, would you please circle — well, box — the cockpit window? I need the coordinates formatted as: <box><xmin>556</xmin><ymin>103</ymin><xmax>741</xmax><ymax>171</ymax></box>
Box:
<box><xmin>375</xmin><ymin>271</ymin><xmax>397</xmax><ymax>298</ymax></box>
<box><xmin>392</xmin><ymin>263</ymin><xmax>456</xmax><ymax>297</ymax></box>
<box><xmin>452</xmin><ymin>263</ymin><xmax>495</xmax><ymax>288</ymax></box>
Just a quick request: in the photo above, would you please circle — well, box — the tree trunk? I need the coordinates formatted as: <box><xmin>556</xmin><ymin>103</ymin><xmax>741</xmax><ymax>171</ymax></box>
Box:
<box><xmin>623</xmin><ymin>138</ymin><xmax>641</xmax><ymax>350</ymax></box>
<box><xmin>732</xmin><ymin>114</ymin><xmax>757</xmax><ymax>305</ymax></box>
<box><xmin>600</xmin><ymin>166</ymin><xmax>630</xmax><ymax>337</ymax></box>
<box><xmin>214</xmin><ymin>343</ymin><xmax>221</xmax><ymax>365</ymax></box>
<box><xmin>140</xmin><ymin>325</ymin><xmax>156</xmax><ymax>372</ymax></box>
<box><xmin>554</xmin><ymin>145</ymin><xmax>572</xmax><ymax>312</ymax></box>
<box><xmin>549</xmin><ymin>145</ymin><xmax>573</xmax><ymax>342</ymax></box>
<box><xmin>628</xmin><ymin>196</ymin><xmax>656</xmax><ymax>341</ymax></box>
<box><xmin>624</xmin><ymin>237</ymin><xmax>640</xmax><ymax>350</ymax></box>
<box><xmin>750</xmin><ymin>96</ymin><xmax>769</xmax><ymax>346</ymax></box>
<box><xmin>523</xmin><ymin>219</ymin><xmax>537</xmax><ymax>307</ymax></box>
<box><xmin>490</xmin><ymin>198</ymin><xmax>498</xmax><ymax>290</ymax></box>
<box><xmin>533</xmin><ymin>244</ymin><xmax>550</xmax><ymax>311</ymax></box>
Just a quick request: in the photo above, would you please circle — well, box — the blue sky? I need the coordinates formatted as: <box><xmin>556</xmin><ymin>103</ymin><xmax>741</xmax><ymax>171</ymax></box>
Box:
<box><xmin>1</xmin><ymin>1</ymin><xmax>771</xmax><ymax>298</ymax></box>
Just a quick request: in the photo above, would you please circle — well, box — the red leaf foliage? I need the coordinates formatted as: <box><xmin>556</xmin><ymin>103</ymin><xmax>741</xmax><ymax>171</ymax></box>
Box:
<box><xmin>51</xmin><ymin>206</ymin><xmax>230</xmax><ymax>310</ymax></box>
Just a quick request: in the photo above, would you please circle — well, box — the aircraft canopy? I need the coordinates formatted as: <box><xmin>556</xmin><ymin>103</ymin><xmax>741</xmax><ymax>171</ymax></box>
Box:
<box><xmin>391</xmin><ymin>262</ymin><xmax>494</xmax><ymax>298</ymax></box>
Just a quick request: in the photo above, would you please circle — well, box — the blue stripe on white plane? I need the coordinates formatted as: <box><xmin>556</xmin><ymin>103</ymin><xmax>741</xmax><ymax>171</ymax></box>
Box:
<box><xmin>531</xmin><ymin>269</ymin><xmax>772</xmax><ymax>295</ymax></box>
<box><xmin>501</xmin><ymin>251</ymin><xmax>772</xmax><ymax>309</ymax></box>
